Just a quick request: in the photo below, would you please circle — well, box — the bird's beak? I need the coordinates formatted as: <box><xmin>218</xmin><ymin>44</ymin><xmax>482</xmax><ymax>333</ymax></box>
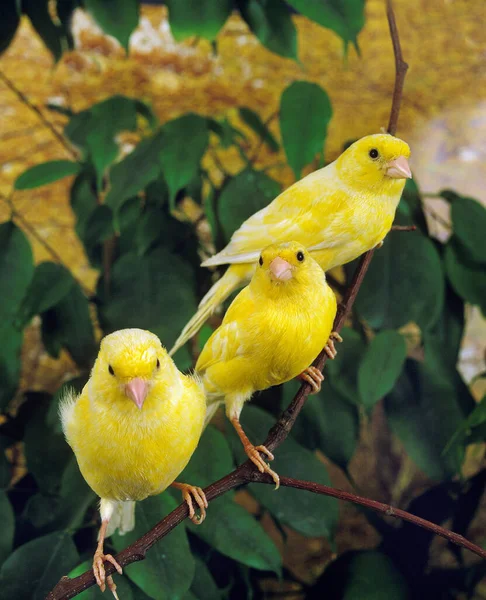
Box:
<box><xmin>386</xmin><ymin>155</ymin><xmax>412</xmax><ymax>179</ymax></box>
<box><xmin>269</xmin><ymin>257</ymin><xmax>293</xmax><ymax>281</ymax></box>
<box><xmin>124</xmin><ymin>377</ymin><xmax>149</xmax><ymax>409</ymax></box>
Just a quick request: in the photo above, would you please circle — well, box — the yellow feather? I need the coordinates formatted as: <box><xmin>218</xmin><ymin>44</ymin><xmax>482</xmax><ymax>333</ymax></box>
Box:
<box><xmin>170</xmin><ymin>133</ymin><xmax>410</xmax><ymax>355</ymax></box>
<box><xmin>61</xmin><ymin>328</ymin><xmax>205</xmax><ymax>529</ymax></box>
<box><xmin>196</xmin><ymin>242</ymin><xmax>337</xmax><ymax>420</ymax></box>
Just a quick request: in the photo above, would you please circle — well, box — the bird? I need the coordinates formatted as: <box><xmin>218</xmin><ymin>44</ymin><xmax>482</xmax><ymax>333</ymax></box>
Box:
<box><xmin>60</xmin><ymin>328</ymin><xmax>207</xmax><ymax>599</ymax></box>
<box><xmin>195</xmin><ymin>242</ymin><xmax>339</xmax><ymax>488</ymax></box>
<box><xmin>169</xmin><ymin>133</ymin><xmax>411</xmax><ymax>356</ymax></box>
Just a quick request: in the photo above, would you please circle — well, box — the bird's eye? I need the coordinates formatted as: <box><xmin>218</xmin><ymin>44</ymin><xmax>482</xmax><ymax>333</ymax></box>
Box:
<box><xmin>259</xmin><ymin>256</ymin><xmax>263</xmax><ymax>266</ymax></box>
<box><xmin>156</xmin><ymin>358</ymin><xmax>160</xmax><ymax>369</ymax></box>
<box><xmin>296</xmin><ymin>251</ymin><xmax>305</xmax><ymax>262</ymax></box>
<box><xmin>108</xmin><ymin>365</ymin><xmax>115</xmax><ymax>376</ymax></box>
<box><xmin>369</xmin><ymin>148</ymin><xmax>379</xmax><ymax>159</ymax></box>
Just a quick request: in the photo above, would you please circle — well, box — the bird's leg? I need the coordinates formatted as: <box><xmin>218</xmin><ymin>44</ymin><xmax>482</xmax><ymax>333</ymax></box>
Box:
<box><xmin>171</xmin><ymin>481</ymin><xmax>208</xmax><ymax>525</ymax></box>
<box><xmin>298</xmin><ymin>366</ymin><xmax>324</xmax><ymax>394</ymax></box>
<box><xmin>230</xmin><ymin>415</ymin><xmax>280</xmax><ymax>489</ymax></box>
<box><xmin>93</xmin><ymin>519</ymin><xmax>123</xmax><ymax>597</ymax></box>
<box><xmin>324</xmin><ymin>331</ymin><xmax>343</xmax><ymax>360</ymax></box>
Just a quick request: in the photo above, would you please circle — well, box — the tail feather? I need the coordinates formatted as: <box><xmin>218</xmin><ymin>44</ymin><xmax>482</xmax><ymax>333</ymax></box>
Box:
<box><xmin>169</xmin><ymin>264</ymin><xmax>252</xmax><ymax>357</ymax></box>
<box><xmin>105</xmin><ymin>500</ymin><xmax>136</xmax><ymax>537</ymax></box>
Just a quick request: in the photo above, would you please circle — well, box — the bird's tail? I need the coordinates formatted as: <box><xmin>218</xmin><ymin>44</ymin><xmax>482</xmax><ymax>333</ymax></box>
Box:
<box><xmin>169</xmin><ymin>263</ymin><xmax>252</xmax><ymax>357</ymax></box>
<box><xmin>105</xmin><ymin>500</ymin><xmax>136</xmax><ymax>537</ymax></box>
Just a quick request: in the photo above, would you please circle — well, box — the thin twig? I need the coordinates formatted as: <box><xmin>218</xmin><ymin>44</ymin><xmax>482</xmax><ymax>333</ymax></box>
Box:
<box><xmin>0</xmin><ymin>70</ymin><xmax>78</xmax><ymax>160</ymax></box>
<box><xmin>386</xmin><ymin>0</ymin><xmax>408</xmax><ymax>135</ymax></box>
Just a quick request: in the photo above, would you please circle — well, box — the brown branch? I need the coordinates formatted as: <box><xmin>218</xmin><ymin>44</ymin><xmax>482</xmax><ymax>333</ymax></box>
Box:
<box><xmin>386</xmin><ymin>0</ymin><xmax>409</xmax><ymax>135</ymax></box>
<box><xmin>0</xmin><ymin>70</ymin><xmax>78</xmax><ymax>160</ymax></box>
<box><xmin>46</xmin><ymin>3</ymin><xmax>437</xmax><ymax>599</ymax></box>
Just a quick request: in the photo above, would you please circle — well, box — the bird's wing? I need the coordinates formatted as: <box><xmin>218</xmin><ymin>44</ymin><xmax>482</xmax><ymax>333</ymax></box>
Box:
<box><xmin>196</xmin><ymin>288</ymin><xmax>253</xmax><ymax>371</ymax></box>
<box><xmin>201</xmin><ymin>164</ymin><xmax>349</xmax><ymax>267</ymax></box>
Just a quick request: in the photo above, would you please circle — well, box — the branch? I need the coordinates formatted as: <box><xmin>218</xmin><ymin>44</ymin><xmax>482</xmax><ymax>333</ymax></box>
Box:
<box><xmin>386</xmin><ymin>0</ymin><xmax>409</xmax><ymax>135</ymax></box>
<box><xmin>47</xmin><ymin>4</ymin><xmax>465</xmax><ymax>600</ymax></box>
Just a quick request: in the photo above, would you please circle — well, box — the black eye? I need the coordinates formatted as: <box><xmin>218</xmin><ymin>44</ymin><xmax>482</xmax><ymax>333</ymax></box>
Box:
<box><xmin>369</xmin><ymin>148</ymin><xmax>379</xmax><ymax>159</ymax></box>
<box><xmin>156</xmin><ymin>358</ymin><xmax>160</xmax><ymax>369</ymax></box>
<box><xmin>296</xmin><ymin>251</ymin><xmax>304</xmax><ymax>262</ymax></box>
<box><xmin>259</xmin><ymin>256</ymin><xmax>263</xmax><ymax>266</ymax></box>
<box><xmin>108</xmin><ymin>365</ymin><xmax>115</xmax><ymax>376</ymax></box>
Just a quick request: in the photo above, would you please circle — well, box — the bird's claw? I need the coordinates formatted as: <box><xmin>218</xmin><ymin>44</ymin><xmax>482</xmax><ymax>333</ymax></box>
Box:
<box><xmin>246</xmin><ymin>444</ymin><xmax>280</xmax><ymax>489</ymax></box>
<box><xmin>324</xmin><ymin>331</ymin><xmax>343</xmax><ymax>360</ymax></box>
<box><xmin>299</xmin><ymin>366</ymin><xmax>324</xmax><ymax>393</ymax></box>
<box><xmin>93</xmin><ymin>551</ymin><xmax>122</xmax><ymax>595</ymax></box>
<box><xmin>179</xmin><ymin>484</ymin><xmax>209</xmax><ymax>525</ymax></box>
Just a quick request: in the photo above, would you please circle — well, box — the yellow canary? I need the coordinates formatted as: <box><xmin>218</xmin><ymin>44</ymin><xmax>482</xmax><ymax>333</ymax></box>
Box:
<box><xmin>195</xmin><ymin>242</ymin><xmax>338</xmax><ymax>487</ymax></box>
<box><xmin>61</xmin><ymin>328</ymin><xmax>207</xmax><ymax>598</ymax></box>
<box><xmin>170</xmin><ymin>133</ymin><xmax>411</xmax><ymax>356</ymax></box>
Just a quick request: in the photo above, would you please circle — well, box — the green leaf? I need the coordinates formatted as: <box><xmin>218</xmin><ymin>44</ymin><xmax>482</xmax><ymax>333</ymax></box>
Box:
<box><xmin>0</xmin><ymin>0</ymin><xmax>20</xmax><ymax>55</ymax></box>
<box><xmin>0</xmin><ymin>532</ymin><xmax>79</xmax><ymax>600</ymax></box>
<box><xmin>239</xmin><ymin>108</ymin><xmax>279</xmax><ymax>152</ymax></box>
<box><xmin>231</xmin><ymin>406</ymin><xmax>339</xmax><ymax>539</ymax></box>
<box><xmin>207</xmin><ymin>117</ymin><xmax>246</xmax><ymax>149</ymax></box>
<box><xmin>399</xmin><ymin>178</ymin><xmax>428</xmax><ymax>236</ymax></box>
<box><xmin>450</xmin><ymin>195</ymin><xmax>486</xmax><ymax>264</ymax></box>
<box><xmin>315</xmin><ymin>550</ymin><xmax>409</xmax><ymax>599</ymax></box>
<box><xmin>24</xmin><ymin>397</ymin><xmax>71</xmax><ymax>494</ymax></box>
<box><xmin>165</xmin><ymin>0</ymin><xmax>232</xmax><ymax>41</ymax></box>
<box><xmin>22</xmin><ymin>0</ymin><xmax>65</xmax><ymax>61</ymax></box>
<box><xmin>113</xmin><ymin>494</ymin><xmax>195</xmax><ymax>599</ymax></box>
<box><xmin>0</xmin><ymin>325</ymin><xmax>23</xmax><ymax>410</ymax></box>
<box><xmin>0</xmin><ymin>221</ymin><xmax>34</xmax><ymax>326</ymax></box>
<box><xmin>40</xmin><ymin>280</ymin><xmax>97</xmax><ymax>368</ymax></box>
<box><xmin>15</xmin><ymin>160</ymin><xmax>80</xmax><ymax>190</ymax></box>
<box><xmin>97</xmin><ymin>247</ymin><xmax>197</xmax><ymax>350</ymax></box>
<box><xmin>286</xmin><ymin>0</ymin><xmax>365</xmax><ymax>46</ymax></box>
<box><xmin>358</xmin><ymin>331</ymin><xmax>407</xmax><ymax>412</ymax></box>
<box><xmin>444</xmin><ymin>395</ymin><xmax>486</xmax><ymax>455</ymax></box>
<box><xmin>18</xmin><ymin>262</ymin><xmax>74</xmax><ymax>326</ymax></box>
<box><xmin>84</xmin><ymin>0</ymin><xmax>139</xmax><ymax>51</ymax></box>
<box><xmin>86</xmin><ymin>95</ymin><xmax>138</xmax><ymax>189</ymax></box>
<box><xmin>159</xmin><ymin>114</ymin><xmax>209</xmax><ymax>209</ymax></box>
<box><xmin>285</xmin><ymin>379</ymin><xmax>359</xmax><ymax>471</ymax></box>
<box><xmin>385</xmin><ymin>360</ymin><xmax>465</xmax><ymax>480</ymax></box>
<box><xmin>189</xmin><ymin>556</ymin><xmax>222</xmax><ymax>600</ymax></box>
<box><xmin>423</xmin><ymin>281</ymin><xmax>464</xmax><ymax>377</ymax></box>
<box><xmin>70</xmin><ymin>169</ymin><xmax>99</xmax><ymax>239</ymax></box>
<box><xmin>326</xmin><ymin>327</ymin><xmax>366</xmax><ymax>403</ymax></box>
<box><xmin>355</xmin><ymin>225</ymin><xmax>444</xmax><ymax>331</ymax></box>
<box><xmin>189</xmin><ymin>496</ymin><xmax>281</xmax><ymax>574</ymax></box>
<box><xmin>0</xmin><ymin>493</ymin><xmax>14</xmax><ymax>566</ymax></box>
<box><xmin>280</xmin><ymin>81</ymin><xmax>332</xmax><ymax>179</ymax></box>
<box><xmin>105</xmin><ymin>134</ymin><xmax>164</xmax><ymax>211</ymax></box>
<box><xmin>218</xmin><ymin>167</ymin><xmax>281</xmax><ymax>242</ymax></box>
<box><xmin>82</xmin><ymin>205</ymin><xmax>114</xmax><ymax>266</ymax></box>
<box><xmin>180</xmin><ymin>426</ymin><xmax>234</xmax><ymax>487</ymax></box>
<box><xmin>239</xmin><ymin>0</ymin><xmax>297</xmax><ymax>60</ymax></box>
<box><xmin>444</xmin><ymin>237</ymin><xmax>486</xmax><ymax>315</ymax></box>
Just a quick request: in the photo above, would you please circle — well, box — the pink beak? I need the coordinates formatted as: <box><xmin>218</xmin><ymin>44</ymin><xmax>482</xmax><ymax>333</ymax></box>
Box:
<box><xmin>125</xmin><ymin>377</ymin><xmax>148</xmax><ymax>409</ymax></box>
<box><xmin>269</xmin><ymin>257</ymin><xmax>293</xmax><ymax>281</ymax></box>
<box><xmin>386</xmin><ymin>155</ymin><xmax>412</xmax><ymax>179</ymax></box>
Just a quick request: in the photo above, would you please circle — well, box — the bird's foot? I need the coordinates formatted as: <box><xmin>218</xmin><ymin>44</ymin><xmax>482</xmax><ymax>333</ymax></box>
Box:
<box><xmin>93</xmin><ymin>551</ymin><xmax>122</xmax><ymax>595</ymax></box>
<box><xmin>324</xmin><ymin>331</ymin><xmax>343</xmax><ymax>360</ymax></box>
<box><xmin>176</xmin><ymin>483</ymin><xmax>208</xmax><ymax>525</ymax></box>
<box><xmin>298</xmin><ymin>366</ymin><xmax>324</xmax><ymax>393</ymax></box>
<box><xmin>245</xmin><ymin>443</ymin><xmax>280</xmax><ymax>489</ymax></box>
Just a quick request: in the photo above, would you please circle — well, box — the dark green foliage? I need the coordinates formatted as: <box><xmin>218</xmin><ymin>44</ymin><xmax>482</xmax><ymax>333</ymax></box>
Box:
<box><xmin>1</xmin><ymin>5</ymin><xmax>486</xmax><ymax>599</ymax></box>
<box><xmin>280</xmin><ymin>81</ymin><xmax>333</xmax><ymax>178</ymax></box>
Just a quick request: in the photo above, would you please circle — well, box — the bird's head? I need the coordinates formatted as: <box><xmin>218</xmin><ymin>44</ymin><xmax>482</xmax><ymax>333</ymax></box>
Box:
<box><xmin>93</xmin><ymin>328</ymin><xmax>174</xmax><ymax>410</ymax></box>
<box><xmin>253</xmin><ymin>242</ymin><xmax>322</xmax><ymax>295</ymax></box>
<box><xmin>336</xmin><ymin>133</ymin><xmax>411</xmax><ymax>193</ymax></box>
